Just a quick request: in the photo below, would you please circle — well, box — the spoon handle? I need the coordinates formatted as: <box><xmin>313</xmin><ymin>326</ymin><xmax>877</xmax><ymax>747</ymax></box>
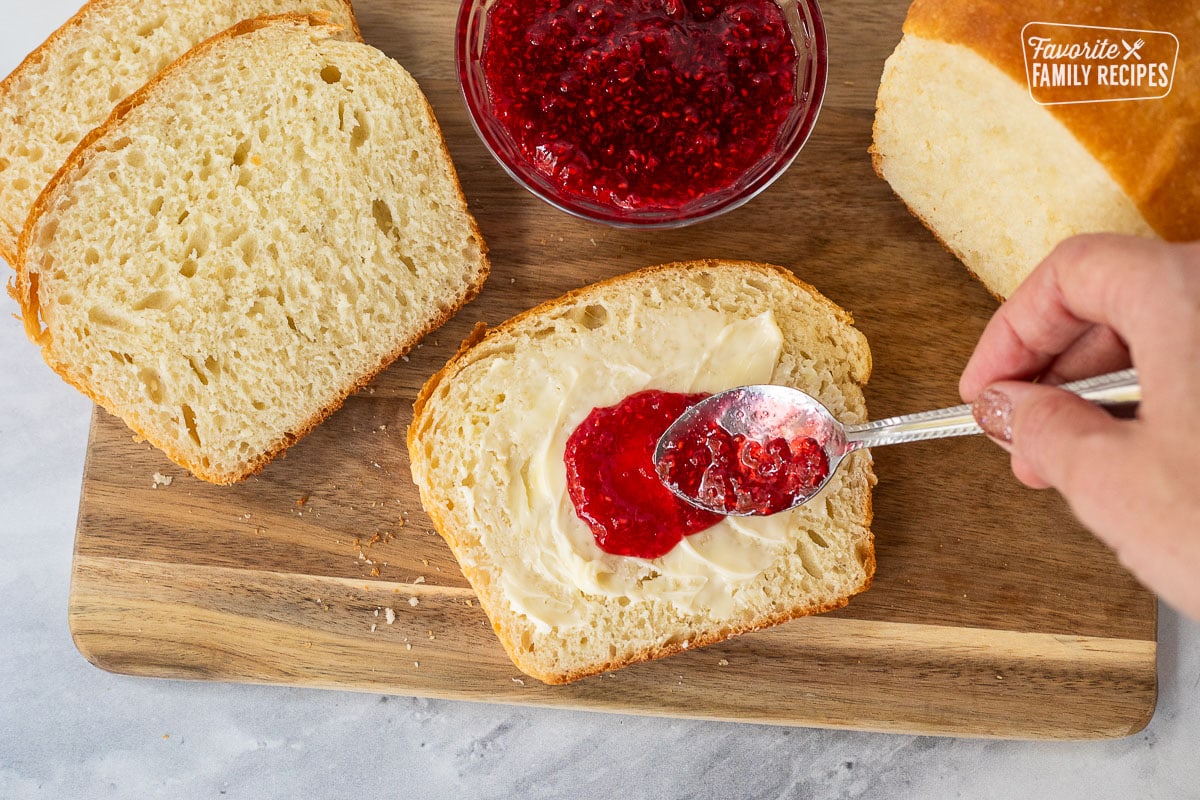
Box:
<box><xmin>842</xmin><ymin>368</ymin><xmax>1140</xmax><ymax>450</ymax></box>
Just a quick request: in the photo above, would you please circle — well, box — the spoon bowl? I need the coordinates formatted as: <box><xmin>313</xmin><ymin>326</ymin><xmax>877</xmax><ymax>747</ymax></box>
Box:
<box><xmin>653</xmin><ymin>385</ymin><xmax>851</xmax><ymax>517</ymax></box>
<box><xmin>654</xmin><ymin>369</ymin><xmax>1141</xmax><ymax>517</ymax></box>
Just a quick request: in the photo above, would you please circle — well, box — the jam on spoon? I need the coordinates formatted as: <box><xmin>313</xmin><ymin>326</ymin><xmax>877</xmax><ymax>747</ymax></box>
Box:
<box><xmin>655</xmin><ymin>372</ymin><xmax>1143</xmax><ymax>517</ymax></box>
<box><xmin>656</xmin><ymin>424</ymin><xmax>828</xmax><ymax>517</ymax></box>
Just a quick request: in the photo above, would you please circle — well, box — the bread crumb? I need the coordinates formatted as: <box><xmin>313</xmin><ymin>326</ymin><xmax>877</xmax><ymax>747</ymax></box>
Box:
<box><xmin>413</xmin><ymin>661</ymin><xmax>420</xmax><ymax>668</ymax></box>
<box><xmin>409</xmin><ymin>596</ymin><xmax>419</xmax><ymax>607</ymax></box>
<box><xmin>718</xmin><ymin>659</ymin><xmax>729</xmax><ymax>666</ymax></box>
<box><xmin>373</xmin><ymin>608</ymin><xmax>379</xmax><ymax>617</ymax></box>
<box><xmin>512</xmin><ymin>678</ymin><xmax>525</xmax><ymax>686</ymax></box>
<box><xmin>370</xmin><ymin>623</ymin><xmax>377</xmax><ymax>632</ymax></box>
<box><xmin>405</xmin><ymin>643</ymin><xmax>412</xmax><ymax>650</ymax></box>
<box><xmin>427</xmin><ymin>630</ymin><xmax>435</xmax><ymax>640</ymax></box>
<box><xmin>296</xmin><ymin>494</ymin><xmax>309</xmax><ymax>507</ymax></box>
<box><xmin>370</xmin><ymin>567</ymin><xmax>380</xmax><ymax>577</ymax></box>
<box><xmin>151</xmin><ymin>473</ymin><xmax>173</xmax><ymax>488</ymax></box>
<box><xmin>413</xmin><ymin>576</ymin><xmax>426</xmax><ymax>584</ymax></box>
<box><xmin>385</xmin><ymin>608</ymin><xmax>396</xmax><ymax>625</ymax></box>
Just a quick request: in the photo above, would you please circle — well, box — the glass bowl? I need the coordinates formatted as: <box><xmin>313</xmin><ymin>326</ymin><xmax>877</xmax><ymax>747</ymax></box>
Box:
<box><xmin>456</xmin><ymin>0</ymin><xmax>829</xmax><ymax>228</ymax></box>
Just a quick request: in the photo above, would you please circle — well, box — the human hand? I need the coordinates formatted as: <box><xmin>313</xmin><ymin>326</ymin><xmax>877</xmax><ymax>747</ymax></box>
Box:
<box><xmin>959</xmin><ymin>233</ymin><xmax>1200</xmax><ymax>620</ymax></box>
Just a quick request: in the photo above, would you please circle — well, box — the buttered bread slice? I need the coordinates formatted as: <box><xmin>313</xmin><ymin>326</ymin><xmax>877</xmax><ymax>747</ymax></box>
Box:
<box><xmin>409</xmin><ymin>261</ymin><xmax>875</xmax><ymax>684</ymax></box>
<box><xmin>0</xmin><ymin>0</ymin><xmax>362</xmax><ymax>266</ymax></box>
<box><xmin>14</xmin><ymin>15</ymin><xmax>488</xmax><ymax>483</ymax></box>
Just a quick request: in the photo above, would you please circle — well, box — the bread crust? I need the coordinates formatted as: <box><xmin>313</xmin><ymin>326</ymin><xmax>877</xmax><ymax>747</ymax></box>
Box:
<box><xmin>409</xmin><ymin>260</ymin><xmax>874</xmax><ymax>684</ymax></box>
<box><xmin>12</xmin><ymin>14</ymin><xmax>489</xmax><ymax>484</ymax></box>
<box><xmin>0</xmin><ymin>2</ymin><xmax>363</xmax><ymax>265</ymax></box>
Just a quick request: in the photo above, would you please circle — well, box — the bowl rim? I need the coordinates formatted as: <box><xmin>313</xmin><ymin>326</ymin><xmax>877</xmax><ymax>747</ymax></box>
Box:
<box><xmin>455</xmin><ymin>0</ymin><xmax>830</xmax><ymax>229</ymax></box>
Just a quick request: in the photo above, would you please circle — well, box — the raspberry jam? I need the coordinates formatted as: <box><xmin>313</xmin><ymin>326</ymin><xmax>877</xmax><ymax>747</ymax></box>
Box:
<box><xmin>564</xmin><ymin>390</ymin><xmax>722</xmax><ymax>558</ymax></box>
<box><xmin>478</xmin><ymin>0</ymin><xmax>801</xmax><ymax>213</ymax></box>
<box><xmin>656</xmin><ymin>422</ymin><xmax>830</xmax><ymax>516</ymax></box>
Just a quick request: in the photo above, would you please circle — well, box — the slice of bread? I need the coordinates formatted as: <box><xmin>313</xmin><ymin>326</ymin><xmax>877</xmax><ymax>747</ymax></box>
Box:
<box><xmin>871</xmin><ymin>1</ymin><xmax>1198</xmax><ymax>299</ymax></box>
<box><xmin>13</xmin><ymin>15</ymin><xmax>489</xmax><ymax>484</ymax></box>
<box><xmin>0</xmin><ymin>0</ymin><xmax>362</xmax><ymax>266</ymax></box>
<box><xmin>409</xmin><ymin>261</ymin><xmax>875</xmax><ymax>684</ymax></box>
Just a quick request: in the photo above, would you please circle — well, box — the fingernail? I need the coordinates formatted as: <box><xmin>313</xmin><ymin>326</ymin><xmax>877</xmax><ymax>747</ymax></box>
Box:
<box><xmin>973</xmin><ymin>387</ymin><xmax>1014</xmax><ymax>444</ymax></box>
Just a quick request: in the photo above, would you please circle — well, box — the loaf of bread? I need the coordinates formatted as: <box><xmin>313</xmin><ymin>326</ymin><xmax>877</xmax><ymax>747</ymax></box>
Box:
<box><xmin>872</xmin><ymin>0</ymin><xmax>1199</xmax><ymax>299</ymax></box>
<box><xmin>0</xmin><ymin>0</ymin><xmax>362</xmax><ymax>266</ymax></box>
<box><xmin>409</xmin><ymin>261</ymin><xmax>875</xmax><ymax>684</ymax></box>
<box><xmin>13</xmin><ymin>15</ymin><xmax>489</xmax><ymax>484</ymax></box>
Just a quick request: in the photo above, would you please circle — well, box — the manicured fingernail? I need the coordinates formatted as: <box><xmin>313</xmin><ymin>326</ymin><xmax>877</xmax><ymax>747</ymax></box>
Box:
<box><xmin>973</xmin><ymin>387</ymin><xmax>1014</xmax><ymax>444</ymax></box>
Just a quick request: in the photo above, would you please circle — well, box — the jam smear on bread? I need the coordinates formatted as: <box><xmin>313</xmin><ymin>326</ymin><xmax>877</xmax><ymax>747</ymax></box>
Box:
<box><xmin>566</xmin><ymin>389</ymin><xmax>831</xmax><ymax>557</ymax></box>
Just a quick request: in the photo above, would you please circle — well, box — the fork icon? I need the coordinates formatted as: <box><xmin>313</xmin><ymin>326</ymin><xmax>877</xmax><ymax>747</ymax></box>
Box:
<box><xmin>1122</xmin><ymin>38</ymin><xmax>1146</xmax><ymax>60</ymax></box>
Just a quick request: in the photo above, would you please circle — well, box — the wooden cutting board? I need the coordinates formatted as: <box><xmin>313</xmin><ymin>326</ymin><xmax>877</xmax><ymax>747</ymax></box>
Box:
<box><xmin>67</xmin><ymin>0</ymin><xmax>1157</xmax><ymax>739</ymax></box>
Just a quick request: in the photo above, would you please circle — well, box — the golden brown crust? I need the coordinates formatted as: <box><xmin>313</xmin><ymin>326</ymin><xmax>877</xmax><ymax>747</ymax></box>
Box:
<box><xmin>409</xmin><ymin>260</ymin><xmax>875</xmax><ymax>684</ymax></box>
<box><xmin>523</xmin><ymin>593</ymin><xmax>865</xmax><ymax>685</ymax></box>
<box><xmin>901</xmin><ymin>0</ymin><xmax>1200</xmax><ymax>243</ymax></box>
<box><xmin>16</xmin><ymin>13</ymin><xmax>489</xmax><ymax>484</ymax></box>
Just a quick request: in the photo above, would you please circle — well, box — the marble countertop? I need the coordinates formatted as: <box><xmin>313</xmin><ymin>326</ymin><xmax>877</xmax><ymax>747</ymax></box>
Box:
<box><xmin>3</xmin><ymin>4</ymin><xmax>1199</xmax><ymax>797</ymax></box>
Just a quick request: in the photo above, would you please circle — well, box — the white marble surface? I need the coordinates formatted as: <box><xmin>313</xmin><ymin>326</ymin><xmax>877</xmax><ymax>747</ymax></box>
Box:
<box><xmin>3</xmin><ymin>4</ymin><xmax>1199</xmax><ymax>797</ymax></box>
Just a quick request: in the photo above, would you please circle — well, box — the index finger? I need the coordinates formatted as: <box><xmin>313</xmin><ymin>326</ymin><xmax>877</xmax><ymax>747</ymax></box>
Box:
<box><xmin>959</xmin><ymin>233</ymin><xmax>1181</xmax><ymax>401</ymax></box>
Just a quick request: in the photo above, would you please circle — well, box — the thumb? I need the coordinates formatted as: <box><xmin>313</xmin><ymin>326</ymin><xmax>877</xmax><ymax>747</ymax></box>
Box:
<box><xmin>972</xmin><ymin>380</ymin><xmax>1132</xmax><ymax>492</ymax></box>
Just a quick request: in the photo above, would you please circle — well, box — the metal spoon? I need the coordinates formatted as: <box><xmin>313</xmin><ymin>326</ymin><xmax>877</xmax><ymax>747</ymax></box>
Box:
<box><xmin>653</xmin><ymin>368</ymin><xmax>1141</xmax><ymax>517</ymax></box>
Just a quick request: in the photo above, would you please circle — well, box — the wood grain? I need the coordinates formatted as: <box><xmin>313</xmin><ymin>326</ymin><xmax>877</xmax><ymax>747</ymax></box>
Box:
<box><xmin>67</xmin><ymin>0</ymin><xmax>1157</xmax><ymax>738</ymax></box>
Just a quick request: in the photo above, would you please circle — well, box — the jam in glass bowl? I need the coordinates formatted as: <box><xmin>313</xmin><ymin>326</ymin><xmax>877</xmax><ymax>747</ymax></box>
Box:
<box><xmin>456</xmin><ymin>0</ymin><xmax>829</xmax><ymax>227</ymax></box>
